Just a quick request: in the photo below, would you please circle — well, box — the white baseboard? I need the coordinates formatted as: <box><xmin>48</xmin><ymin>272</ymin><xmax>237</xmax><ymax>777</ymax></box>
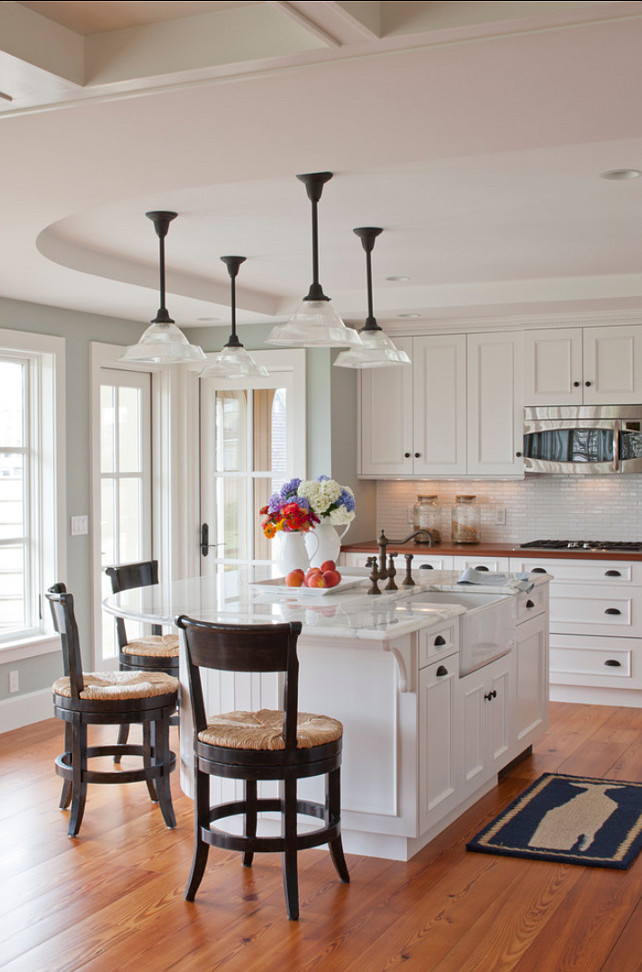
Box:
<box><xmin>0</xmin><ymin>688</ymin><xmax>52</xmax><ymax>733</ymax></box>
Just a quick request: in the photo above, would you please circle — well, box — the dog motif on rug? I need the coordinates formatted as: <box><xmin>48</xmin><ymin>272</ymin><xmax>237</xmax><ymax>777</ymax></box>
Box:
<box><xmin>528</xmin><ymin>783</ymin><xmax>626</xmax><ymax>852</ymax></box>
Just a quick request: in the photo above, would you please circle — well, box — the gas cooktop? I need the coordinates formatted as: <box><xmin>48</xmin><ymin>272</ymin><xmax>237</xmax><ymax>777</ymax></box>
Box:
<box><xmin>520</xmin><ymin>540</ymin><xmax>642</xmax><ymax>551</ymax></box>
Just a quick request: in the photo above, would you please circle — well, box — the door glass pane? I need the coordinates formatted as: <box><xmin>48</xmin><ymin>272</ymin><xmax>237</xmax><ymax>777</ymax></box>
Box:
<box><xmin>0</xmin><ymin>454</ymin><xmax>24</xmax><ymax>539</ymax></box>
<box><xmin>101</xmin><ymin>479</ymin><xmax>115</xmax><ymax>566</ymax></box>
<box><xmin>215</xmin><ymin>391</ymin><xmax>247</xmax><ymax>472</ymax></box>
<box><xmin>0</xmin><ymin>543</ymin><xmax>25</xmax><ymax>631</ymax></box>
<box><xmin>118</xmin><ymin>386</ymin><xmax>141</xmax><ymax>473</ymax></box>
<box><xmin>100</xmin><ymin>385</ymin><xmax>115</xmax><ymax>474</ymax></box>
<box><xmin>0</xmin><ymin>360</ymin><xmax>25</xmax><ymax>448</ymax></box>
<box><xmin>216</xmin><ymin>477</ymin><xmax>248</xmax><ymax>560</ymax></box>
<box><xmin>119</xmin><ymin>478</ymin><xmax>142</xmax><ymax>563</ymax></box>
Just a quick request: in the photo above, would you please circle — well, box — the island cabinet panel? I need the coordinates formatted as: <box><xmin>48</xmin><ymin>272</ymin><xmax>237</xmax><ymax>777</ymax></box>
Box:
<box><xmin>514</xmin><ymin>612</ymin><xmax>549</xmax><ymax>748</ymax></box>
<box><xmin>459</xmin><ymin>652</ymin><xmax>514</xmax><ymax>798</ymax></box>
<box><xmin>418</xmin><ymin>653</ymin><xmax>460</xmax><ymax>832</ymax></box>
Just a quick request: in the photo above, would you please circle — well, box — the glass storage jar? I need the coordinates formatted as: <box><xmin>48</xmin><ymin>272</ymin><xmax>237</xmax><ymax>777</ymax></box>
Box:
<box><xmin>412</xmin><ymin>495</ymin><xmax>441</xmax><ymax>543</ymax></box>
<box><xmin>451</xmin><ymin>495</ymin><xmax>481</xmax><ymax>544</ymax></box>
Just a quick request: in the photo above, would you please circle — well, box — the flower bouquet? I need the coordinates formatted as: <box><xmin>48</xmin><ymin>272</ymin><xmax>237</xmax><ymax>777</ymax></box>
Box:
<box><xmin>297</xmin><ymin>475</ymin><xmax>356</xmax><ymax>526</ymax></box>
<box><xmin>259</xmin><ymin>478</ymin><xmax>320</xmax><ymax>539</ymax></box>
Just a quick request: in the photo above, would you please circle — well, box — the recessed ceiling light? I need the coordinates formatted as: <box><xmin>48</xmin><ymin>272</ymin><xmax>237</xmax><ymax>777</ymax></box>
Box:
<box><xmin>397</xmin><ymin>313</ymin><xmax>421</xmax><ymax>319</ymax></box>
<box><xmin>386</xmin><ymin>275</ymin><xmax>411</xmax><ymax>282</ymax></box>
<box><xmin>600</xmin><ymin>169</ymin><xmax>642</xmax><ymax>180</ymax></box>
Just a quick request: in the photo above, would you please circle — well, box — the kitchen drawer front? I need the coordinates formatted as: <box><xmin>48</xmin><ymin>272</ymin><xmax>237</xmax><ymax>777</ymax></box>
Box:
<box><xmin>549</xmin><ymin>585</ymin><xmax>642</xmax><ymax>637</ymax></box>
<box><xmin>516</xmin><ymin>585</ymin><xmax>548</xmax><ymax>624</ymax></box>
<box><xmin>418</xmin><ymin>620</ymin><xmax>459</xmax><ymax>668</ymax></box>
<box><xmin>508</xmin><ymin>558</ymin><xmax>642</xmax><ymax>586</ymax></box>
<box><xmin>452</xmin><ymin>555</ymin><xmax>510</xmax><ymax>573</ymax></box>
<box><xmin>550</xmin><ymin>634</ymin><xmax>641</xmax><ymax>689</ymax></box>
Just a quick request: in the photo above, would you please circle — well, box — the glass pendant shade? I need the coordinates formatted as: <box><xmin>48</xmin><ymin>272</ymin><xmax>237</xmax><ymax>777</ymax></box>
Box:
<box><xmin>200</xmin><ymin>256</ymin><xmax>268</xmax><ymax>379</ymax></box>
<box><xmin>266</xmin><ymin>172</ymin><xmax>363</xmax><ymax>349</ymax></box>
<box><xmin>334</xmin><ymin>226</ymin><xmax>411</xmax><ymax>370</ymax></box>
<box><xmin>120</xmin><ymin>211</ymin><xmax>205</xmax><ymax>366</ymax></box>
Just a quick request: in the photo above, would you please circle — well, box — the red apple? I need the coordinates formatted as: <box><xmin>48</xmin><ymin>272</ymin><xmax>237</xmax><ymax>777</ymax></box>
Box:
<box><xmin>306</xmin><ymin>571</ymin><xmax>326</xmax><ymax>588</ymax></box>
<box><xmin>304</xmin><ymin>567</ymin><xmax>322</xmax><ymax>586</ymax></box>
<box><xmin>320</xmin><ymin>559</ymin><xmax>336</xmax><ymax>572</ymax></box>
<box><xmin>322</xmin><ymin>569</ymin><xmax>341</xmax><ymax>588</ymax></box>
<box><xmin>285</xmin><ymin>569</ymin><xmax>305</xmax><ymax>587</ymax></box>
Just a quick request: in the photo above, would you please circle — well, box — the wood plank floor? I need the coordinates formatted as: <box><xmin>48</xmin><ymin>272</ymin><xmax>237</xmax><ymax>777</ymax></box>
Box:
<box><xmin>1</xmin><ymin>702</ymin><xmax>641</xmax><ymax>972</ymax></box>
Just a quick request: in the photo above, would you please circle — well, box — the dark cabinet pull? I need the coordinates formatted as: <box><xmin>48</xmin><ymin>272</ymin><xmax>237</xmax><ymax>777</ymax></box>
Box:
<box><xmin>515</xmin><ymin>451</ymin><xmax>523</xmax><ymax>458</ymax></box>
<box><xmin>484</xmin><ymin>689</ymin><xmax>497</xmax><ymax>701</ymax></box>
<box><xmin>526</xmin><ymin>599</ymin><xmax>535</xmax><ymax>609</ymax></box>
<box><xmin>434</xmin><ymin>635</ymin><xmax>446</xmax><ymax>646</ymax></box>
<box><xmin>475</xmin><ymin>565</ymin><xmax>489</xmax><ymax>572</ymax></box>
<box><xmin>419</xmin><ymin>564</ymin><xmax>434</xmax><ymax>570</ymax></box>
<box><xmin>604</xmin><ymin>659</ymin><xmax>622</xmax><ymax>667</ymax></box>
<box><xmin>604</xmin><ymin>608</ymin><xmax>621</xmax><ymax>616</ymax></box>
<box><xmin>605</xmin><ymin>570</ymin><xmax>621</xmax><ymax>577</ymax></box>
<box><xmin>585</xmin><ymin>380</ymin><xmax>592</xmax><ymax>387</ymax></box>
<box><xmin>532</xmin><ymin>568</ymin><xmax>547</xmax><ymax>574</ymax></box>
<box><xmin>414</xmin><ymin>452</ymin><xmax>421</xmax><ymax>458</ymax></box>
<box><xmin>573</xmin><ymin>381</ymin><xmax>580</xmax><ymax>387</ymax></box>
<box><xmin>404</xmin><ymin>452</ymin><xmax>411</xmax><ymax>458</ymax></box>
<box><xmin>436</xmin><ymin>665</ymin><xmax>448</xmax><ymax>677</ymax></box>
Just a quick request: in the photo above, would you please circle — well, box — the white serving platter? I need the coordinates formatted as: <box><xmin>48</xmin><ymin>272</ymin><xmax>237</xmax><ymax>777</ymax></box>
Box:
<box><xmin>250</xmin><ymin>576</ymin><xmax>367</xmax><ymax>598</ymax></box>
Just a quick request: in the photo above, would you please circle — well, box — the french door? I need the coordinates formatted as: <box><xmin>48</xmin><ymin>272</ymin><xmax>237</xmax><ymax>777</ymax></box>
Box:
<box><xmin>199</xmin><ymin>350</ymin><xmax>306</xmax><ymax>572</ymax></box>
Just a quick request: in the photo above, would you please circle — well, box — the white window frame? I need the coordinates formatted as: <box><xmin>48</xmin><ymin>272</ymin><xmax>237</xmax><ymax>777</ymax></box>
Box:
<box><xmin>0</xmin><ymin>328</ymin><xmax>65</xmax><ymax>664</ymax></box>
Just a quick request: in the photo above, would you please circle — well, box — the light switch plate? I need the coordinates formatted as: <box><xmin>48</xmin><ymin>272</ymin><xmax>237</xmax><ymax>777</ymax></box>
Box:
<box><xmin>70</xmin><ymin>515</ymin><xmax>89</xmax><ymax>536</ymax></box>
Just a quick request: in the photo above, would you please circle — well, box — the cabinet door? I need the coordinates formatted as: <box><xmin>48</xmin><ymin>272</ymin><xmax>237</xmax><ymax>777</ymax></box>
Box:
<box><xmin>583</xmin><ymin>325</ymin><xmax>642</xmax><ymax>405</ymax></box>
<box><xmin>460</xmin><ymin>653</ymin><xmax>513</xmax><ymax>795</ymax></box>
<box><xmin>522</xmin><ymin>328</ymin><xmax>583</xmax><ymax>405</ymax></box>
<box><xmin>515</xmin><ymin>614</ymin><xmax>549</xmax><ymax>749</ymax></box>
<box><xmin>418</xmin><ymin>655</ymin><xmax>460</xmax><ymax>831</ymax></box>
<box><xmin>359</xmin><ymin>337</ymin><xmax>413</xmax><ymax>476</ymax></box>
<box><xmin>467</xmin><ymin>332</ymin><xmax>523</xmax><ymax>477</ymax></box>
<box><xmin>412</xmin><ymin>334</ymin><xmax>467</xmax><ymax>477</ymax></box>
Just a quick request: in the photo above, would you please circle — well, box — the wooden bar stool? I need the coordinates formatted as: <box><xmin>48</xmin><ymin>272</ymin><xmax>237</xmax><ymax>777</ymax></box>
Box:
<box><xmin>177</xmin><ymin>616</ymin><xmax>350</xmax><ymax>921</ymax></box>
<box><xmin>46</xmin><ymin>583</ymin><xmax>178</xmax><ymax>837</ymax></box>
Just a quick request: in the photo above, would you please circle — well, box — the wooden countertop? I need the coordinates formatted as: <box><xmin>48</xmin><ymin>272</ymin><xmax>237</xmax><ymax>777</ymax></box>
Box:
<box><xmin>342</xmin><ymin>541</ymin><xmax>642</xmax><ymax>562</ymax></box>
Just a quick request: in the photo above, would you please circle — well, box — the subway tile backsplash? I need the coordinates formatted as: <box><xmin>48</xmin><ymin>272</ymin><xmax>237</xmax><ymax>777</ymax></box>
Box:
<box><xmin>376</xmin><ymin>476</ymin><xmax>642</xmax><ymax>543</ymax></box>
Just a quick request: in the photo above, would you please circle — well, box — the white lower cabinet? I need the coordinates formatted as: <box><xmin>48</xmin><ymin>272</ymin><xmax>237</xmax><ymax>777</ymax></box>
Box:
<box><xmin>514</xmin><ymin>611</ymin><xmax>549</xmax><ymax>748</ymax></box>
<box><xmin>459</xmin><ymin>652</ymin><xmax>514</xmax><ymax>798</ymax></box>
<box><xmin>418</xmin><ymin>653</ymin><xmax>459</xmax><ymax>832</ymax></box>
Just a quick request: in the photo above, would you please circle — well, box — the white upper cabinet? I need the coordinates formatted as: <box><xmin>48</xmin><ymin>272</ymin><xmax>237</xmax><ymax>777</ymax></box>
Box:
<box><xmin>359</xmin><ymin>331</ymin><xmax>523</xmax><ymax>479</ymax></box>
<box><xmin>523</xmin><ymin>325</ymin><xmax>642</xmax><ymax>405</ymax></box>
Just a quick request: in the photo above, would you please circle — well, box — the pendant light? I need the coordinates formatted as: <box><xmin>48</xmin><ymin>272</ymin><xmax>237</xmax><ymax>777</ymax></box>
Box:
<box><xmin>266</xmin><ymin>172</ymin><xmax>362</xmax><ymax>348</ymax></box>
<box><xmin>200</xmin><ymin>256</ymin><xmax>268</xmax><ymax>379</ymax></box>
<box><xmin>334</xmin><ymin>227</ymin><xmax>411</xmax><ymax>369</ymax></box>
<box><xmin>120</xmin><ymin>211</ymin><xmax>206</xmax><ymax>365</ymax></box>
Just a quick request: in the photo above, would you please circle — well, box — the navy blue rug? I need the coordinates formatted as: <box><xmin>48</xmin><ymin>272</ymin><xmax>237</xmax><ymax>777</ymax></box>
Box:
<box><xmin>467</xmin><ymin>773</ymin><xmax>642</xmax><ymax>870</ymax></box>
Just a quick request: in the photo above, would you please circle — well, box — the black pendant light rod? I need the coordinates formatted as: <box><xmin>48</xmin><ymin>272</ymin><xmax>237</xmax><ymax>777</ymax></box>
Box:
<box><xmin>146</xmin><ymin>210</ymin><xmax>177</xmax><ymax>324</ymax></box>
<box><xmin>297</xmin><ymin>171</ymin><xmax>333</xmax><ymax>303</ymax></box>
<box><xmin>354</xmin><ymin>227</ymin><xmax>384</xmax><ymax>332</ymax></box>
<box><xmin>221</xmin><ymin>255</ymin><xmax>246</xmax><ymax>348</ymax></box>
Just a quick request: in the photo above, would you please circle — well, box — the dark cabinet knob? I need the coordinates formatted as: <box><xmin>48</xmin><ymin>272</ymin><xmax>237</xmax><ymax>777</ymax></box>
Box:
<box><xmin>604</xmin><ymin>608</ymin><xmax>622</xmax><ymax>616</ymax></box>
<box><xmin>585</xmin><ymin>381</ymin><xmax>592</xmax><ymax>387</ymax></box>
<box><xmin>404</xmin><ymin>452</ymin><xmax>411</xmax><ymax>458</ymax></box>
<box><xmin>526</xmin><ymin>599</ymin><xmax>535</xmax><ymax>609</ymax></box>
<box><xmin>605</xmin><ymin>570</ymin><xmax>621</xmax><ymax>577</ymax></box>
<box><xmin>434</xmin><ymin>635</ymin><xmax>446</xmax><ymax>646</ymax></box>
<box><xmin>515</xmin><ymin>451</ymin><xmax>523</xmax><ymax>457</ymax></box>
<box><xmin>573</xmin><ymin>381</ymin><xmax>580</xmax><ymax>387</ymax></box>
<box><xmin>484</xmin><ymin>689</ymin><xmax>497</xmax><ymax>701</ymax></box>
<box><xmin>604</xmin><ymin>659</ymin><xmax>622</xmax><ymax>667</ymax></box>
<box><xmin>414</xmin><ymin>452</ymin><xmax>421</xmax><ymax>458</ymax></box>
<box><xmin>532</xmin><ymin>568</ymin><xmax>547</xmax><ymax>573</ymax></box>
<box><xmin>436</xmin><ymin>665</ymin><xmax>448</xmax><ymax>677</ymax></box>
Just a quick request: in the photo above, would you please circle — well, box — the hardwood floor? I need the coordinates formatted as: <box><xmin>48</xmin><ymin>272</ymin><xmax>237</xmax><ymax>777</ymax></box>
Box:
<box><xmin>1</xmin><ymin>703</ymin><xmax>641</xmax><ymax>971</ymax></box>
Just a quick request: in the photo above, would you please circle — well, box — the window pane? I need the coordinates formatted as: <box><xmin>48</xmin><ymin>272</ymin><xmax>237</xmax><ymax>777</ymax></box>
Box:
<box><xmin>119</xmin><ymin>479</ymin><xmax>142</xmax><ymax>563</ymax></box>
<box><xmin>118</xmin><ymin>386</ymin><xmax>142</xmax><ymax>473</ymax></box>
<box><xmin>215</xmin><ymin>391</ymin><xmax>247</xmax><ymax>472</ymax></box>
<box><xmin>100</xmin><ymin>385</ymin><xmax>115</xmax><ymax>474</ymax></box>
<box><xmin>216</xmin><ymin>477</ymin><xmax>248</xmax><ymax>560</ymax></box>
<box><xmin>101</xmin><ymin>479</ymin><xmax>115</xmax><ymax>566</ymax></box>
<box><xmin>0</xmin><ymin>454</ymin><xmax>24</xmax><ymax>539</ymax></box>
<box><xmin>0</xmin><ymin>360</ymin><xmax>25</xmax><ymax>448</ymax></box>
<box><xmin>0</xmin><ymin>543</ymin><xmax>25</xmax><ymax>631</ymax></box>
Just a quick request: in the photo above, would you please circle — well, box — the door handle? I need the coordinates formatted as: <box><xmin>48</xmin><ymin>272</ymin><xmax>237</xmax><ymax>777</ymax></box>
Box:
<box><xmin>200</xmin><ymin>523</ymin><xmax>222</xmax><ymax>557</ymax></box>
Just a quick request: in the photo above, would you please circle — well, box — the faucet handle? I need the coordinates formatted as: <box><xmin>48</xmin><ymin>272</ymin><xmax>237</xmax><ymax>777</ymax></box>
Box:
<box><xmin>385</xmin><ymin>552</ymin><xmax>398</xmax><ymax>591</ymax></box>
<box><xmin>402</xmin><ymin>552</ymin><xmax>415</xmax><ymax>587</ymax></box>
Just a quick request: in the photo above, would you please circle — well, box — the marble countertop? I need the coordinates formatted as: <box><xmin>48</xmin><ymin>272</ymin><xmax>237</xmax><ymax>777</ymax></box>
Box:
<box><xmin>103</xmin><ymin>566</ymin><xmax>549</xmax><ymax>645</ymax></box>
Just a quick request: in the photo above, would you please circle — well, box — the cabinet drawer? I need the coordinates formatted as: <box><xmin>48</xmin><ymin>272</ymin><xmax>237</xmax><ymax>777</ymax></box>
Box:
<box><xmin>516</xmin><ymin>585</ymin><xmax>547</xmax><ymax>624</ymax></box>
<box><xmin>421</xmin><ymin>652</ymin><xmax>459</xmax><ymax>687</ymax></box>
<box><xmin>508</xmin><ymin>558</ymin><xmax>642</xmax><ymax>586</ymax></box>
<box><xmin>550</xmin><ymin>585</ymin><xmax>641</xmax><ymax>637</ymax></box>
<box><xmin>550</xmin><ymin>634</ymin><xmax>641</xmax><ymax>689</ymax></box>
<box><xmin>418</xmin><ymin>621</ymin><xmax>459</xmax><ymax>668</ymax></box>
<box><xmin>452</xmin><ymin>555</ymin><xmax>510</xmax><ymax>573</ymax></box>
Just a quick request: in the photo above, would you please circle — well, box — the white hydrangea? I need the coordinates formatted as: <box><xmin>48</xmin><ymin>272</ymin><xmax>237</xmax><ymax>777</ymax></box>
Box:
<box><xmin>318</xmin><ymin>477</ymin><xmax>341</xmax><ymax>508</ymax></box>
<box><xmin>328</xmin><ymin>504</ymin><xmax>355</xmax><ymax>525</ymax></box>
<box><xmin>298</xmin><ymin>479</ymin><xmax>327</xmax><ymax>514</ymax></box>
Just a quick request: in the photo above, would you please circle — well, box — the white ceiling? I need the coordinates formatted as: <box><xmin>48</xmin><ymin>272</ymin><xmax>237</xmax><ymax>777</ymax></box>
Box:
<box><xmin>2</xmin><ymin>0</ymin><xmax>642</xmax><ymax>331</ymax></box>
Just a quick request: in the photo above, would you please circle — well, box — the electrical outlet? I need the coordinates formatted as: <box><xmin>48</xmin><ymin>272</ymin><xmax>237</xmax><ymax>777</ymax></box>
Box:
<box><xmin>70</xmin><ymin>515</ymin><xmax>89</xmax><ymax>536</ymax></box>
<box><xmin>495</xmin><ymin>507</ymin><xmax>506</xmax><ymax>525</ymax></box>
<box><xmin>9</xmin><ymin>670</ymin><xmax>19</xmax><ymax>693</ymax></box>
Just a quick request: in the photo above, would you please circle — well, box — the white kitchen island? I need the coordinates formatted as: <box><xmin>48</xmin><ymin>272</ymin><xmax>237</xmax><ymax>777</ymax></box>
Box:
<box><xmin>104</xmin><ymin>566</ymin><xmax>550</xmax><ymax>861</ymax></box>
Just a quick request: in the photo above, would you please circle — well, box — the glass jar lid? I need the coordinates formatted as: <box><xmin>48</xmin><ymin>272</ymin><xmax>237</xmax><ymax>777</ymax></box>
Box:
<box><xmin>455</xmin><ymin>495</ymin><xmax>476</xmax><ymax>503</ymax></box>
<box><xmin>417</xmin><ymin>494</ymin><xmax>438</xmax><ymax>502</ymax></box>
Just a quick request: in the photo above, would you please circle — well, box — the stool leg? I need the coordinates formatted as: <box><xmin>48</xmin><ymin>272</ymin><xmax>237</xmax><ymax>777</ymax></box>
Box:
<box><xmin>243</xmin><ymin>780</ymin><xmax>257</xmax><ymax>867</ymax></box>
<box><xmin>68</xmin><ymin>719</ymin><xmax>87</xmax><ymax>838</ymax></box>
<box><xmin>185</xmin><ymin>768</ymin><xmax>210</xmax><ymax>901</ymax></box>
<box><xmin>282</xmin><ymin>772</ymin><xmax>299</xmax><ymax>920</ymax></box>
<box><xmin>327</xmin><ymin>768</ymin><xmax>350</xmax><ymax>883</ymax></box>
<box><xmin>142</xmin><ymin>720</ymin><xmax>159</xmax><ymax>803</ymax></box>
<box><xmin>154</xmin><ymin>716</ymin><xmax>176</xmax><ymax>829</ymax></box>
<box><xmin>114</xmin><ymin>723</ymin><xmax>129</xmax><ymax>764</ymax></box>
<box><xmin>59</xmin><ymin>723</ymin><xmax>73</xmax><ymax>809</ymax></box>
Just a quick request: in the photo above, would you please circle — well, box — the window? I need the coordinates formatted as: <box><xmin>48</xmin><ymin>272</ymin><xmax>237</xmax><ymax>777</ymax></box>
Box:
<box><xmin>0</xmin><ymin>329</ymin><xmax>65</xmax><ymax>654</ymax></box>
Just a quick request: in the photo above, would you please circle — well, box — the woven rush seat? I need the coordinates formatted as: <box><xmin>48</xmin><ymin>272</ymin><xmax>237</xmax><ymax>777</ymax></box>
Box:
<box><xmin>198</xmin><ymin>708</ymin><xmax>342</xmax><ymax>750</ymax></box>
<box><xmin>53</xmin><ymin>669</ymin><xmax>178</xmax><ymax>701</ymax></box>
<box><xmin>121</xmin><ymin>634</ymin><xmax>179</xmax><ymax>658</ymax></box>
